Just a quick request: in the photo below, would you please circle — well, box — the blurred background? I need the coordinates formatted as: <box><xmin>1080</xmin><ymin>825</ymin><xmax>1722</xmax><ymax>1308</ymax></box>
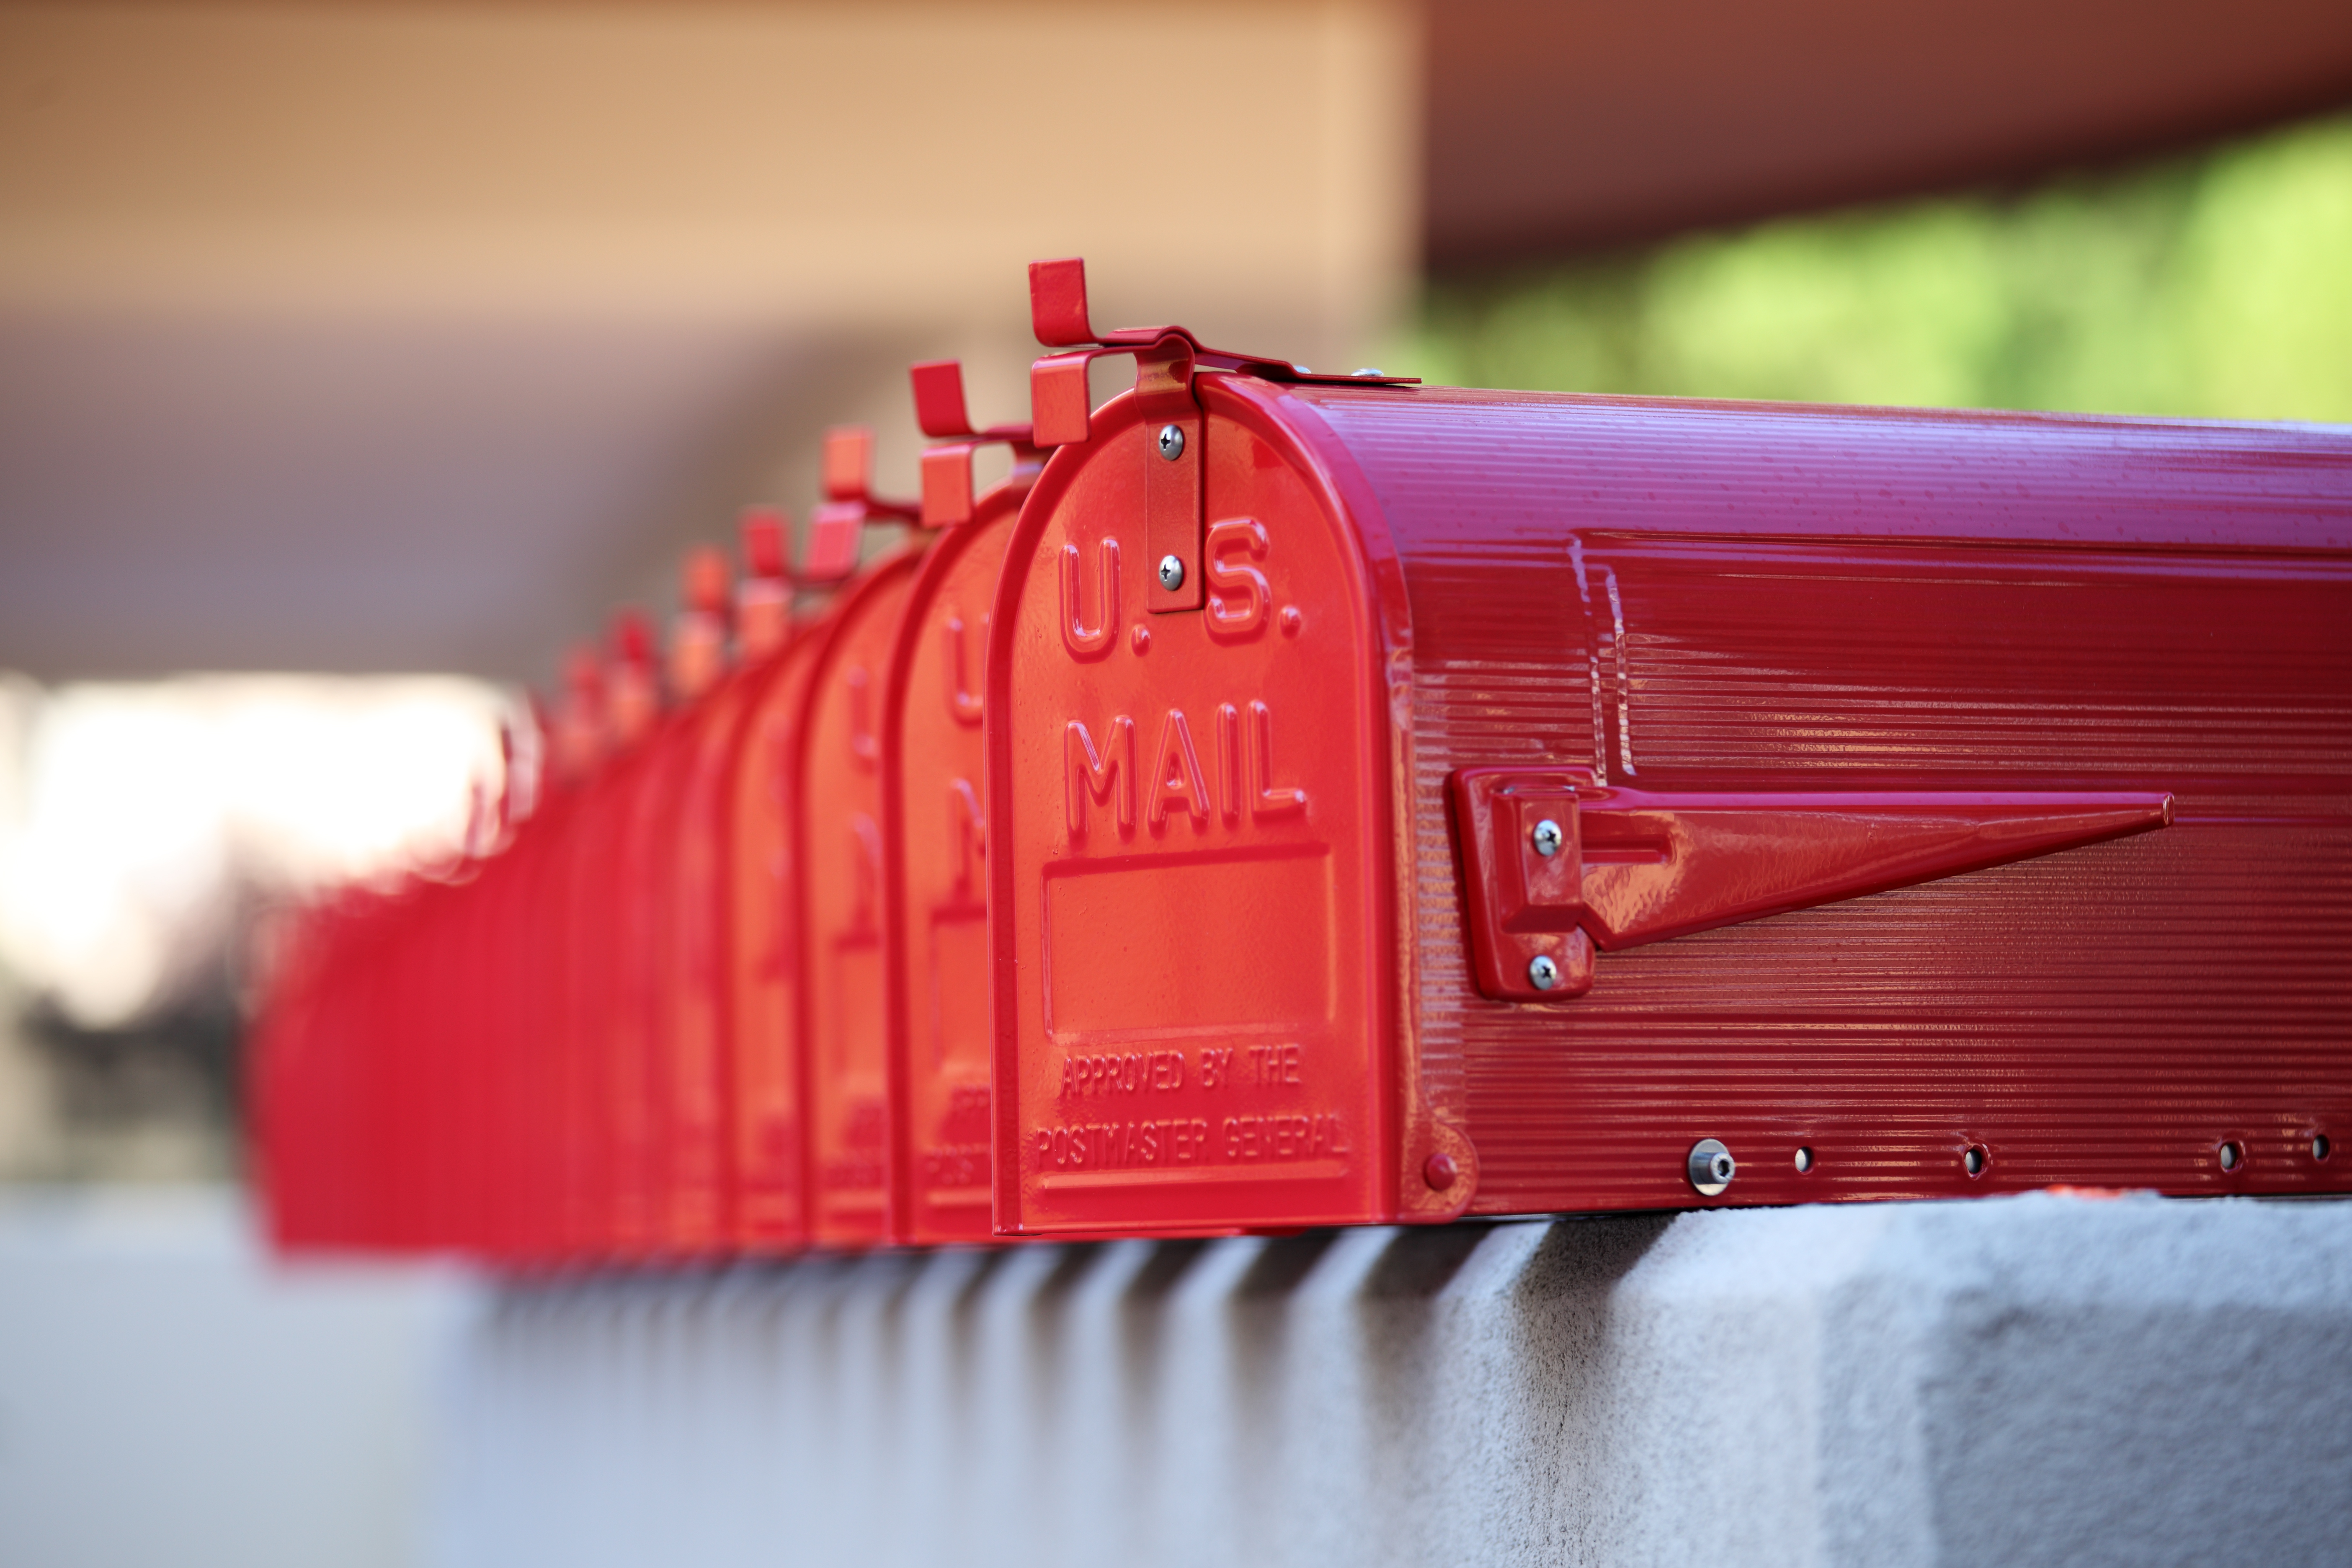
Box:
<box><xmin>0</xmin><ymin>3</ymin><xmax>2348</xmax><ymax>1562</ymax></box>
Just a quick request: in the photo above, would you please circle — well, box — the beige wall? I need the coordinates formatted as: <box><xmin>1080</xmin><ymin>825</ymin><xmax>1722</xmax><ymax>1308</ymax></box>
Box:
<box><xmin>0</xmin><ymin>0</ymin><xmax>1418</xmax><ymax>679</ymax></box>
<box><xmin>0</xmin><ymin>1</ymin><xmax>1417</xmax><ymax>334</ymax></box>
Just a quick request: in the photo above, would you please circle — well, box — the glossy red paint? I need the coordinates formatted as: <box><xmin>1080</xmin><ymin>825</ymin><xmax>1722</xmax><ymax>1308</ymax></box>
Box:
<box><xmin>1452</xmin><ymin>769</ymin><xmax>2174</xmax><ymax>1001</ymax></box>
<box><xmin>651</xmin><ymin>548</ymin><xmax>740</xmax><ymax>1256</ymax></box>
<box><xmin>724</xmin><ymin>606</ymin><xmax>828</xmax><ymax>1253</ymax></box>
<box><xmin>882</xmin><ymin>361</ymin><xmax>1041</xmax><ymax>1245</ymax></box>
<box><xmin>990</xmin><ymin>266</ymin><xmax>2352</xmax><ymax>1235</ymax></box>
<box><xmin>588</xmin><ymin>614</ymin><xmax>673</xmax><ymax>1258</ymax></box>
<box><xmin>253</xmin><ymin>263</ymin><xmax>2352</xmax><ymax>1264</ymax></box>
<box><xmin>725</xmin><ymin>455</ymin><xmax>914</xmax><ymax>1254</ymax></box>
<box><xmin>797</xmin><ymin>551</ymin><xmax>925</xmax><ymax>1246</ymax></box>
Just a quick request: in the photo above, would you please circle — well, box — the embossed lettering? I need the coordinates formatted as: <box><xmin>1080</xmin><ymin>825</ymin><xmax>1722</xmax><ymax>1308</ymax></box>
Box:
<box><xmin>1037</xmin><ymin>1117</ymin><xmax>1212</xmax><ymax>1170</ymax></box>
<box><xmin>946</xmin><ymin>777</ymin><xmax>985</xmax><ymax>899</ymax></box>
<box><xmin>1223</xmin><ymin>1113</ymin><xmax>1346</xmax><ymax>1162</ymax></box>
<box><xmin>844</xmin><ymin>813</ymin><xmax>883</xmax><ymax>941</ymax></box>
<box><xmin>921</xmin><ymin>1145</ymin><xmax>989</xmax><ymax>1188</ymax></box>
<box><xmin>942</xmin><ymin>613</ymin><xmax>985</xmax><ymax>725</ymax></box>
<box><xmin>1064</xmin><ymin>717</ymin><xmax>1136</xmax><ymax>836</ymax></box>
<box><xmin>939</xmin><ymin>1082</ymin><xmax>990</xmax><ymax>1142</ymax></box>
<box><xmin>1059</xmin><ymin>537</ymin><xmax>1120</xmax><ymax>657</ymax></box>
<box><xmin>821</xmin><ymin>1099</ymin><xmax>890</xmax><ymax>1190</ymax></box>
<box><xmin>1148</xmin><ymin>708</ymin><xmax>1210</xmax><ymax>827</ymax></box>
<box><xmin>846</xmin><ymin>665</ymin><xmax>879</xmax><ymax>769</ymax></box>
<box><xmin>1250</xmin><ymin>700</ymin><xmax>1307</xmax><ymax>818</ymax></box>
<box><xmin>1246</xmin><ymin>1042</ymin><xmax>1304</xmax><ymax>1086</ymax></box>
<box><xmin>1216</xmin><ymin>703</ymin><xmax>1240</xmax><ymax>820</ymax></box>
<box><xmin>1059</xmin><ymin>1050</ymin><xmax>1187</xmax><ymax>1098</ymax></box>
<box><xmin>1205</xmin><ymin>517</ymin><xmax>1271</xmax><ymax>637</ymax></box>
<box><xmin>1198</xmin><ymin>1046</ymin><xmax>1232</xmax><ymax>1089</ymax></box>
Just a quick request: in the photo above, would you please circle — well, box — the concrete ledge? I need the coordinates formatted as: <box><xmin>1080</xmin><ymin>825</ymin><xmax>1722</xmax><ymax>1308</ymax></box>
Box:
<box><xmin>438</xmin><ymin>1193</ymin><xmax>2352</xmax><ymax>1568</ymax></box>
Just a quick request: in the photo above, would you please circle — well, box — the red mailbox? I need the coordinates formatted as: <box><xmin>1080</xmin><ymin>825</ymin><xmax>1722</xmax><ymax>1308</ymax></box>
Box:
<box><xmin>794</xmin><ymin>428</ymin><xmax>927</xmax><ymax>1248</ymax></box>
<box><xmin>655</xmin><ymin>524</ymin><xmax>792</xmax><ymax>1256</ymax></box>
<box><xmin>539</xmin><ymin>645</ymin><xmax>612</xmax><ymax>1258</ymax></box>
<box><xmin>989</xmin><ymin>258</ymin><xmax>2352</xmax><ymax>1237</ymax></box>
<box><xmin>562</xmin><ymin>612</ymin><xmax>663</xmax><ymax>1256</ymax></box>
<box><xmin>881</xmin><ymin>361</ymin><xmax>1039</xmax><ymax>1244</ymax></box>
<box><xmin>724</xmin><ymin>476</ymin><xmax>877</xmax><ymax>1251</ymax></box>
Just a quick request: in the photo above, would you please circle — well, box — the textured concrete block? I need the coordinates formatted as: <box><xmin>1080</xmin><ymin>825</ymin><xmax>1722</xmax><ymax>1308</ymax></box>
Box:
<box><xmin>436</xmin><ymin>1194</ymin><xmax>2352</xmax><ymax>1567</ymax></box>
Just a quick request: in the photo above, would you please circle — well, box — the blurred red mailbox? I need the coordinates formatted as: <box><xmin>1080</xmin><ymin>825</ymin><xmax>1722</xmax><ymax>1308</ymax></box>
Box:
<box><xmin>882</xmin><ymin>360</ymin><xmax>1039</xmax><ymax>1244</ymax></box>
<box><xmin>648</xmin><ymin>519</ymin><xmax>797</xmax><ymax>1256</ymax></box>
<box><xmin>587</xmin><ymin>611</ymin><xmax>669</xmax><ymax>1258</ymax></box>
<box><xmin>988</xmin><ymin>258</ymin><xmax>2352</xmax><ymax>1237</ymax></box>
<box><xmin>650</xmin><ymin>545</ymin><xmax>740</xmax><ymax>1256</ymax></box>
<box><xmin>794</xmin><ymin>427</ymin><xmax>927</xmax><ymax>1248</ymax></box>
<box><xmin>725</xmin><ymin>497</ymin><xmax>864</xmax><ymax>1251</ymax></box>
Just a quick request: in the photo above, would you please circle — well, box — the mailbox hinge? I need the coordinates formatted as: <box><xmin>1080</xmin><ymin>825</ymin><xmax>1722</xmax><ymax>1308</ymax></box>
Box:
<box><xmin>1024</xmin><ymin>257</ymin><xmax>1414</xmax><ymax>614</ymax></box>
<box><xmin>801</xmin><ymin>425</ymin><xmax>922</xmax><ymax>583</ymax></box>
<box><xmin>1452</xmin><ymin>767</ymin><xmax>2174</xmax><ymax>1003</ymax></box>
<box><xmin>910</xmin><ymin>358</ymin><xmax>1040</xmax><ymax>527</ymax></box>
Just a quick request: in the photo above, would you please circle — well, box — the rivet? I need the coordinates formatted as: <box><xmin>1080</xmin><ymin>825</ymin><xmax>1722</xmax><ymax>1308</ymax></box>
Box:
<box><xmin>2315</xmin><ymin>1133</ymin><xmax>2333</xmax><ymax>1161</ymax></box>
<box><xmin>1687</xmin><ymin>1138</ymin><xmax>1735</xmax><ymax>1197</ymax></box>
<box><xmin>1157</xmin><ymin>554</ymin><xmax>1186</xmax><ymax>591</ymax></box>
<box><xmin>1279</xmin><ymin>605</ymin><xmax>1303</xmax><ymax>637</ymax></box>
<box><xmin>1531</xmin><ymin>818</ymin><xmax>1565</xmax><ymax>857</ymax></box>
<box><xmin>2219</xmin><ymin>1140</ymin><xmax>2243</xmax><ymax>1172</ymax></box>
<box><xmin>1353</xmin><ymin>367</ymin><xmax>1385</xmax><ymax>377</ymax></box>
<box><xmin>1155</xmin><ymin>423</ymin><xmax>1185</xmax><ymax>461</ymax></box>
<box><xmin>1422</xmin><ymin>1151</ymin><xmax>1458</xmax><ymax>1191</ymax></box>
<box><xmin>1794</xmin><ymin>1146</ymin><xmax>1814</xmax><ymax>1173</ymax></box>
<box><xmin>1130</xmin><ymin>624</ymin><xmax>1150</xmax><ymax>655</ymax></box>
<box><xmin>1964</xmin><ymin>1144</ymin><xmax>1988</xmax><ymax>1177</ymax></box>
<box><xmin>1527</xmin><ymin>954</ymin><xmax>1561</xmax><ymax>990</ymax></box>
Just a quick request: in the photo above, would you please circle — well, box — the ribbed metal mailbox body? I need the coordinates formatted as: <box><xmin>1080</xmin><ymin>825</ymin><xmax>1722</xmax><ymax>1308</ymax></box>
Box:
<box><xmin>989</xmin><ymin>376</ymin><xmax>2352</xmax><ymax>1235</ymax></box>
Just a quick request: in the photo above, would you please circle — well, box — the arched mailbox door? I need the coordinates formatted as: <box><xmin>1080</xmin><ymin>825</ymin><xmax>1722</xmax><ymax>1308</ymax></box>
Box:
<box><xmin>885</xmin><ymin>505</ymin><xmax>1016</xmax><ymax>1244</ymax></box>
<box><xmin>989</xmin><ymin>388</ymin><xmax>1407</xmax><ymax>1236</ymax></box>
<box><xmin>797</xmin><ymin>549</ymin><xmax>925</xmax><ymax>1247</ymax></box>
<box><xmin>992</xmin><ymin>339</ymin><xmax>2352</xmax><ymax>1236</ymax></box>
<box><xmin>725</xmin><ymin>622</ymin><xmax>828</xmax><ymax>1252</ymax></box>
<box><xmin>882</xmin><ymin>361</ymin><xmax>1040</xmax><ymax>1246</ymax></box>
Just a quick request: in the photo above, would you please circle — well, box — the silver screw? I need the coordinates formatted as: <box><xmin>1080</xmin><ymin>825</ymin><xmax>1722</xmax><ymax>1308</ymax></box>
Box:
<box><xmin>1155</xmin><ymin>424</ymin><xmax>1185</xmax><ymax>461</ymax></box>
<box><xmin>1687</xmin><ymin>1138</ymin><xmax>1735</xmax><ymax>1197</ymax></box>
<box><xmin>1527</xmin><ymin>954</ymin><xmax>1560</xmax><ymax>990</ymax></box>
<box><xmin>2219</xmin><ymin>1140</ymin><xmax>2242</xmax><ymax>1171</ymax></box>
<box><xmin>1530</xmin><ymin>818</ymin><xmax>1564</xmax><ymax>857</ymax></box>
<box><xmin>1157</xmin><ymin>554</ymin><xmax>1185</xmax><ymax>591</ymax></box>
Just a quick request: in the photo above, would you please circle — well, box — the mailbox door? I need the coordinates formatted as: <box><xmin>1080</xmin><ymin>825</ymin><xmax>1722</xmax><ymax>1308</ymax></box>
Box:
<box><xmin>1279</xmin><ymin>382</ymin><xmax>2352</xmax><ymax>1210</ymax></box>
<box><xmin>883</xmin><ymin>492</ymin><xmax>1016</xmax><ymax>1245</ymax></box>
<box><xmin>988</xmin><ymin>389</ymin><xmax>1403</xmax><ymax>1237</ymax></box>
<box><xmin>726</xmin><ymin>628</ymin><xmax>828</xmax><ymax>1252</ymax></box>
<box><xmin>798</xmin><ymin>549</ymin><xmax>923</xmax><ymax>1247</ymax></box>
<box><xmin>661</xmin><ymin>676</ymin><xmax>759</xmax><ymax>1253</ymax></box>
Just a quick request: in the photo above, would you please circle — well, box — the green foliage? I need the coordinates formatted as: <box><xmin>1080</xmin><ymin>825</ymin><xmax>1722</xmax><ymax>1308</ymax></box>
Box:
<box><xmin>1411</xmin><ymin>113</ymin><xmax>2352</xmax><ymax>423</ymax></box>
